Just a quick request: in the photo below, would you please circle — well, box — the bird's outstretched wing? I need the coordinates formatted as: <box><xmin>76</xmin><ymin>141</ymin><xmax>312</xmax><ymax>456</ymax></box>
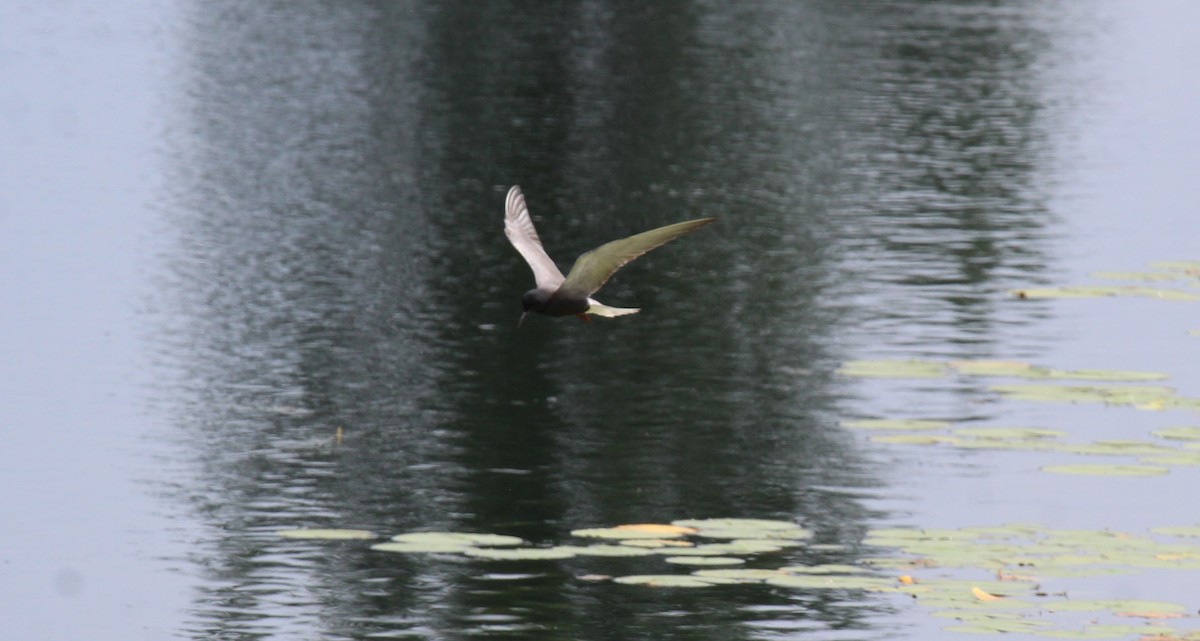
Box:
<box><xmin>504</xmin><ymin>185</ymin><xmax>565</xmax><ymax>290</ymax></box>
<box><xmin>559</xmin><ymin>217</ymin><xmax>716</xmax><ymax>298</ymax></box>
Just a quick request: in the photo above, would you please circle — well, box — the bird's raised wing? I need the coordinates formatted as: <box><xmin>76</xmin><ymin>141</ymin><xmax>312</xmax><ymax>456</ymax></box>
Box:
<box><xmin>558</xmin><ymin>217</ymin><xmax>716</xmax><ymax>298</ymax></box>
<box><xmin>504</xmin><ymin>185</ymin><xmax>565</xmax><ymax>290</ymax></box>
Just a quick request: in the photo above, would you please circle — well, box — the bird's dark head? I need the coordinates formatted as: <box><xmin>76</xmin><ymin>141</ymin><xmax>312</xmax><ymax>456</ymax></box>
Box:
<box><xmin>518</xmin><ymin>289</ymin><xmax>552</xmax><ymax>327</ymax></box>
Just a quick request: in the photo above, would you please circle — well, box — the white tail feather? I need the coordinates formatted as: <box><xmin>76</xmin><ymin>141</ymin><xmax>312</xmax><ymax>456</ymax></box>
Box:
<box><xmin>586</xmin><ymin>299</ymin><xmax>640</xmax><ymax>317</ymax></box>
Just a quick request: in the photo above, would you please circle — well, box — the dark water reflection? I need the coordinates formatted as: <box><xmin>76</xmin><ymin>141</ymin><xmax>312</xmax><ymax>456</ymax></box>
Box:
<box><xmin>161</xmin><ymin>1</ymin><xmax>1088</xmax><ymax>638</ymax></box>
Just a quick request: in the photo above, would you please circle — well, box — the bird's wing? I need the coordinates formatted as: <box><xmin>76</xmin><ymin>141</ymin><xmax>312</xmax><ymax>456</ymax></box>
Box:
<box><xmin>558</xmin><ymin>217</ymin><xmax>716</xmax><ymax>298</ymax></box>
<box><xmin>504</xmin><ymin>185</ymin><xmax>565</xmax><ymax>290</ymax></box>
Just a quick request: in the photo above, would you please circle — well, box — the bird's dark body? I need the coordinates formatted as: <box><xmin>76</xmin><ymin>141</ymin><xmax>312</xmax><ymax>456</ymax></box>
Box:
<box><xmin>522</xmin><ymin>288</ymin><xmax>588</xmax><ymax>317</ymax></box>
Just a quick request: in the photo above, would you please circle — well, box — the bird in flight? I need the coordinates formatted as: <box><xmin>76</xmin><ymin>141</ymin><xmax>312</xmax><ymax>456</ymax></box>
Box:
<box><xmin>503</xmin><ymin>185</ymin><xmax>716</xmax><ymax>325</ymax></box>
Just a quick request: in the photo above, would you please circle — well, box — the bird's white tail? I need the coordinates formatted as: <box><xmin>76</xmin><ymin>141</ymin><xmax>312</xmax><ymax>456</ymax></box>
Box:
<box><xmin>586</xmin><ymin>299</ymin><xmax>640</xmax><ymax>317</ymax></box>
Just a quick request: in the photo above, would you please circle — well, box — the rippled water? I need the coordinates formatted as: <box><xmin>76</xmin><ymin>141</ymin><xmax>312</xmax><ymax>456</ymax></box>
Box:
<box><xmin>3</xmin><ymin>1</ymin><xmax>1200</xmax><ymax>639</ymax></box>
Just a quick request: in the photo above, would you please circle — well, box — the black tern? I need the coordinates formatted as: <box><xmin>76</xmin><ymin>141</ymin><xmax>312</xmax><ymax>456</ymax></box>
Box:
<box><xmin>504</xmin><ymin>185</ymin><xmax>716</xmax><ymax>325</ymax></box>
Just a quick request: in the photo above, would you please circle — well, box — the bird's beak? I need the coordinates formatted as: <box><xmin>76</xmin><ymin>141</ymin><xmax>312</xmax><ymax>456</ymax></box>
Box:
<box><xmin>518</xmin><ymin>311</ymin><xmax>530</xmax><ymax>328</ymax></box>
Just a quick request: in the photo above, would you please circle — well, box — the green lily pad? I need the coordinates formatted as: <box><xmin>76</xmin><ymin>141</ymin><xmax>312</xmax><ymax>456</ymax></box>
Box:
<box><xmin>278</xmin><ymin>528</ymin><xmax>377</xmax><ymax>540</ymax></box>
<box><xmin>764</xmin><ymin>574</ymin><xmax>897</xmax><ymax>590</ymax></box>
<box><xmin>778</xmin><ymin>564</ymin><xmax>869</xmax><ymax>574</ymax></box>
<box><xmin>462</xmin><ymin>547</ymin><xmax>576</xmax><ymax>560</ymax></box>
<box><xmin>1141</xmin><ymin>452</ymin><xmax>1200</xmax><ymax>466</ymax></box>
<box><xmin>1042</xmin><ymin>599</ymin><xmax>1186</xmax><ymax>614</ymax></box>
<box><xmin>663</xmin><ymin>556</ymin><xmax>745</xmax><ymax>566</ymax></box>
<box><xmin>943</xmin><ymin>619</ymin><xmax>1053</xmax><ymax>634</ymax></box>
<box><xmin>1150</xmin><ymin>525</ymin><xmax>1200</xmax><ymax>537</ymax></box>
<box><xmin>390</xmin><ymin>532</ymin><xmax>524</xmax><ymax>547</ymax></box>
<box><xmin>842</xmin><ymin>419</ymin><xmax>951</xmax><ymax>431</ymax></box>
<box><xmin>671</xmin><ymin>518</ymin><xmax>812</xmax><ymax>541</ymax></box>
<box><xmin>836</xmin><ymin>359</ymin><xmax>946</xmax><ymax>378</ymax></box>
<box><xmin>870</xmin><ymin>434</ymin><xmax>959</xmax><ymax>446</ymax></box>
<box><xmin>1152</xmin><ymin>426</ymin><xmax>1200</xmax><ymax>441</ymax></box>
<box><xmin>612</xmin><ymin>574</ymin><xmax>738</xmax><ymax>588</ymax></box>
<box><xmin>1148</xmin><ymin>260</ymin><xmax>1200</xmax><ymax>273</ymax></box>
<box><xmin>372</xmin><ymin>541</ymin><xmax>470</xmax><ymax>553</ymax></box>
<box><xmin>1040</xmin><ymin>464</ymin><xmax>1170</xmax><ymax>477</ymax></box>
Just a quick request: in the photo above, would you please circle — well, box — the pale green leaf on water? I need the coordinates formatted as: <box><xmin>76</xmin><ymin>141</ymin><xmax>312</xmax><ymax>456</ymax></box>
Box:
<box><xmin>1150</xmin><ymin>525</ymin><xmax>1200</xmax><ymax>537</ymax></box>
<box><xmin>952</xmin><ymin>427</ymin><xmax>1067</xmax><ymax>440</ymax></box>
<box><xmin>1033</xmin><ymin>624</ymin><xmax>1176</xmax><ymax>639</ymax></box>
<box><xmin>1189</xmin><ymin>329</ymin><xmax>1200</xmax><ymax>337</ymax></box>
<box><xmin>947</xmin><ymin>360</ymin><xmax>1038</xmax><ymax>377</ymax></box>
<box><xmin>278</xmin><ymin>528</ymin><xmax>377</xmax><ymax>540</ymax></box>
<box><xmin>1011</xmin><ymin>286</ymin><xmax>1120</xmax><ymax>299</ymax></box>
<box><xmin>1051</xmin><ymin>440</ymin><xmax>1175</xmax><ymax>456</ymax></box>
<box><xmin>990</xmin><ymin>384</ymin><xmax>1176</xmax><ymax>406</ymax></box>
<box><xmin>571</xmin><ymin>524</ymin><xmax>695</xmax><ymax>539</ymax></box>
<box><xmin>390</xmin><ymin>532</ymin><xmax>524</xmax><ymax>547</ymax></box>
<box><xmin>1090</xmin><ymin>270</ymin><xmax>1179</xmax><ymax>282</ymax></box>
<box><xmin>764</xmin><ymin>574</ymin><xmax>896</xmax><ymax>590</ymax></box>
<box><xmin>1039</xmin><ymin>369</ymin><xmax>1169</xmax><ymax>382</ymax></box>
<box><xmin>1148</xmin><ymin>260</ymin><xmax>1200</xmax><ymax>273</ymax></box>
<box><xmin>1152</xmin><ymin>426</ymin><xmax>1200</xmax><ymax>441</ymax></box>
<box><xmin>550</xmin><ymin>545</ymin><xmax>656</xmax><ymax>557</ymax></box>
<box><xmin>371</xmin><ymin>541</ymin><xmax>472</xmax><ymax>553</ymax></box>
<box><xmin>1042</xmin><ymin>599</ymin><xmax>1186</xmax><ymax>614</ymax></box>
<box><xmin>663</xmin><ymin>556</ymin><xmax>745</xmax><ymax>566</ymax></box>
<box><xmin>612</xmin><ymin>574</ymin><xmax>738</xmax><ymax>587</ymax></box>
<box><xmin>842</xmin><ymin>418</ymin><xmax>951</xmax><ymax>431</ymax></box>
<box><xmin>1040</xmin><ymin>463</ymin><xmax>1170</xmax><ymax>477</ymax></box>
<box><xmin>870</xmin><ymin>434</ymin><xmax>959</xmax><ymax>446</ymax></box>
<box><xmin>461</xmin><ymin>547</ymin><xmax>576</xmax><ymax>560</ymax></box>
<box><xmin>671</xmin><ymin>518</ymin><xmax>812</xmax><ymax>541</ymax></box>
<box><xmin>943</xmin><ymin>619</ymin><xmax>1053</xmax><ymax>634</ymax></box>
<box><xmin>711</xmin><ymin>539</ymin><xmax>789</xmax><ymax>554</ymax></box>
<box><xmin>836</xmin><ymin>359</ymin><xmax>946</xmax><ymax>378</ymax></box>
<box><xmin>1140</xmin><ymin>452</ymin><xmax>1200</xmax><ymax>466</ymax></box>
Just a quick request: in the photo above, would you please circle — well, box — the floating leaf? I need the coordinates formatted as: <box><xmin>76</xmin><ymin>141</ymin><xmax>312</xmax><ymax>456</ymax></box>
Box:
<box><xmin>612</xmin><ymin>574</ymin><xmax>738</xmax><ymax>587</ymax></box>
<box><xmin>390</xmin><ymin>532</ymin><xmax>524</xmax><ymax>547</ymax></box>
<box><xmin>462</xmin><ymin>547</ymin><xmax>576</xmax><ymax>560</ymax></box>
<box><xmin>948</xmin><ymin>360</ymin><xmax>1037</xmax><ymax>376</ymax></box>
<box><xmin>278</xmin><ymin>528</ymin><xmax>377</xmax><ymax>540</ymax></box>
<box><xmin>836</xmin><ymin>359</ymin><xmax>946</xmax><ymax>378</ymax></box>
<box><xmin>952</xmin><ymin>427</ymin><xmax>1067</xmax><ymax>440</ymax></box>
<box><xmin>842</xmin><ymin>419</ymin><xmax>951</xmax><ymax>431</ymax></box>
<box><xmin>870</xmin><ymin>434</ymin><xmax>958</xmax><ymax>446</ymax></box>
<box><xmin>764</xmin><ymin>574</ymin><xmax>897</xmax><ymax>590</ymax></box>
<box><xmin>1153</xmin><ymin>426</ymin><xmax>1200</xmax><ymax>441</ymax></box>
<box><xmin>778</xmin><ymin>564</ymin><xmax>870</xmax><ymax>574</ymax></box>
<box><xmin>672</xmin><ymin>518</ymin><xmax>812</xmax><ymax>541</ymax></box>
<box><xmin>971</xmin><ymin>586</ymin><xmax>1002</xmax><ymax>601</ymax></box>
<box><xmin>571</xmin><ymin>524</ymin><xmax>693</xmax><ymax>539</ymax></box>
<box><xmin>663</xmin><ymin>556</ymin><xmax>745</xmax><ymax>566</ymax></box>
<box><xmin>1043</xmin><ymin>600</ymin><xmax>1186</xmax><ymax>614</ymax></box>
<box><xmin>1040</xmin><ymin>464</ymin><xmax>1169</xmax><ymax>477</ymax></box>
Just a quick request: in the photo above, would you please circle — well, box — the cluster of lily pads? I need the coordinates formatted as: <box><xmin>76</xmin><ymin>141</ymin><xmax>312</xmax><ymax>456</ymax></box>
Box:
<box><xmin>1009</xmin><ymin>260</ymin><xmax>1200</xmax><ymax>301</ymax></box>
<box><xmin>279</xmin><ymin>517</ymin><xmax>1200</xmax><ymax>638</ymax></box>
<box><xmin>838</xmin><ymin>357</ymin><xmax>1200</xmax><ymax>476</ymax></box>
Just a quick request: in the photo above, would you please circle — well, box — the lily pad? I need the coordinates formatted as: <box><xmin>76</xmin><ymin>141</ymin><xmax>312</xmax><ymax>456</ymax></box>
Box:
<box><xmin>1042</xmin><ymin>600</ymin><xmax>1186</xmax><ymax>614</ymax></box>
<box><xmin>764</xmin><ymin>574</ymin><xmax>897</xmax><ymax>591</ymax></box>
<box><xmin>842</xmin><ymin>419</ymin><xmax>951</xmax><ymax>431</ymax></box>
<box><xmin>663</xmin><ymin>556</ymin><xmax>745</xmax><ymax>566</ymax></box>
<box><xmin>951</xmin><ymin>427</ymin><xmax>1067</xmax><ymax>440</ymax></box>
<box><xmin>672</xmin><ymin>518</ymin><xmax>812</xmax><ymax>541</ymax></box>
<box><xmin>1040</xmin><ymin>464</ymin><xmax>1170</xmax><ymax>477</ymax></box>
<box><xmin>571</xmin><ymin>524</ymin><xmax>695</xmax><ymax>539</ymax></box>
<box><xmin>462</xmin><ymin>547</ymin><xmax>576</xmax><ymax>560</ymax></box>
<box><xmin>836</xmin><ymin>359</ymin><xmax>946</xmax><ymax>378</ymax></box>
<box><xmin>390</xmin><ymin>532</ymin><xmax>524</xmax><ymax>547</ymax></box>
<box><xmin>278</xmin><ymin>528</ymin><xmax>377</xmax><ymax>540</ymax></box>
<box><xmin>1152</xmin><ymin>426</ymin><xmax>1200</xmax><ymax>441</ymax></box>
